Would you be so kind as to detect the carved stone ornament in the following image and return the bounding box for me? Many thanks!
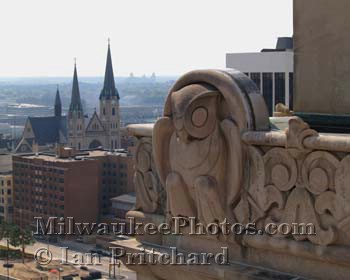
[152,69,270,227]
[134,137,164,214]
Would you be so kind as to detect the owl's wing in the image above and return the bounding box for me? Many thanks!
[153,117,174,186]
[220,119,243,220]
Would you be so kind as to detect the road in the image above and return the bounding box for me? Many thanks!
[0,239,137,279]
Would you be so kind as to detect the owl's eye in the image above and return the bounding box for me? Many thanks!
[191,106,208,128]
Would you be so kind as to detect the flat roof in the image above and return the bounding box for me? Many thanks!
[13,149,129,163]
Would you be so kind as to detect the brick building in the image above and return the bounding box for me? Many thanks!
[0,154,13,223]
[12,148,133,229]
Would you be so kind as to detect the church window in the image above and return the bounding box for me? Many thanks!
[103,108,106,115]
[112,108,115,115]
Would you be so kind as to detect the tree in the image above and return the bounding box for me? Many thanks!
[0,223,35,263]
[0,221,10,240]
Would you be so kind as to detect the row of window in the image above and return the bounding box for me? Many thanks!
[1,189,11,195]
[102,107,118,116]
[14,163,65,174]
[0,197,11,204]
[16,192,64,200]
[0,206,13,213]
[15,179,64,186]
[245,72,294,116]
[14,185,64,193]
[0,180,11,186]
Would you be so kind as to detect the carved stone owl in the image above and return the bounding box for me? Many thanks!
[153,69,269,228]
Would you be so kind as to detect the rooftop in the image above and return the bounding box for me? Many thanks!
[14,148,129,163]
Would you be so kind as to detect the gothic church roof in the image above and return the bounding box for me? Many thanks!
[69,63,84,112]
[99,42,120,100]
[28,116,67,145]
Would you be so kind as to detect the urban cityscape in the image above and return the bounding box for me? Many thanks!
[0,0,349,279]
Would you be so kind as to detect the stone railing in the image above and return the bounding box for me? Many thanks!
[124,69,350,280]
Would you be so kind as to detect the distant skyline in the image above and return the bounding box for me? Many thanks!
[0,0,292,77]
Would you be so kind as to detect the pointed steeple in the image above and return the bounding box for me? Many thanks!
[54,85,62,117]
[99,40,120,100]
[69,60,83,112]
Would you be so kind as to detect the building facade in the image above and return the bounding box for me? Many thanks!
[12,148,133,229]
[226,37,293,116]
[0,172,13,223]
[0,154,14,223]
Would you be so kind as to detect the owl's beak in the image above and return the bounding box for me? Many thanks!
[177,129,190,143]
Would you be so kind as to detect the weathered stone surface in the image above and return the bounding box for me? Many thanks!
[122,69,350,280]
[294,0,350,115]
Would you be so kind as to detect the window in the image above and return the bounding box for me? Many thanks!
[289,72,294,110]
[262,73,273,116]
[103,108,106,115]
[250,73,261,90]
[274,72,285,105]
[112,108,115,115]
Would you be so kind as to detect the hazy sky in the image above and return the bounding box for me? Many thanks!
[0,0,292,77]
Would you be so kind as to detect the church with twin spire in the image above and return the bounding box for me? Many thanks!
[15,42,121,153]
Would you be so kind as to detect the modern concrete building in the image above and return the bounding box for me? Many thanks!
[226,37,293,116]
[12,147,134,229]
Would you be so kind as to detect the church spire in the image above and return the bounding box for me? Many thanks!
[54,85,62,117]
[69,60,83,112]
[99,40,119,100]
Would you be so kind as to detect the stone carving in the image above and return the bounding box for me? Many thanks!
[134,137,165,214]
[124,70,350,279]
[286,116,317,158]
[153,69,269,226]
[237,116,350,246]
